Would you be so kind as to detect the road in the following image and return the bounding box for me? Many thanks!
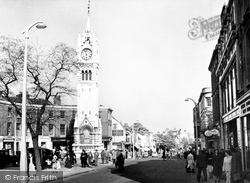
[50,157,199,183]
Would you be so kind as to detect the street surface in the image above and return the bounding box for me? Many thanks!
[50,157,198,183]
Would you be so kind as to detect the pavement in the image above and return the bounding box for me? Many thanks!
[47,158,114,180]
[0,158,118,183]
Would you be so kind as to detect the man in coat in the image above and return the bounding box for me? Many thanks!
[206,149,214,179]
[196,150,208,182]
[80,149,89,168]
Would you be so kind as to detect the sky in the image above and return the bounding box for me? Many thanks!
[0,0,227,134]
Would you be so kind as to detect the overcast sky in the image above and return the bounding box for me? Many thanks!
[0,0,226,134]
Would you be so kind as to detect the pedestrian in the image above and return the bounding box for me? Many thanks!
[166,149,170,160]
[88,151,93,165]
[222,150,232,183]
[45,158,52,169]
[71,150,77,165]
[206,148,214,179]
[196,150,208,182]
[169,151,172,160]
[187,150,195,173]
[104,148,109,163]
[28,153,36,176]
[52,148,59,160]
[162,148,166,161]
[52,154,61,172]
[220,149,225,158]
[112,149,117,165]
[184,150,189,172]
[94,149,99,166]
[115,149,125,170]
[101,150,105,164]
[231,148,243,183]
[65,153,73,171]
[80,149,89,168]
[212,149,223,182]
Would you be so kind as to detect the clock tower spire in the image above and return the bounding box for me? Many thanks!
[73,0,103,156]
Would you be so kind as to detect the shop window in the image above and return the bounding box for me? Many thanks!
[60,111,65,118]
[8,107,12,117]
[7,122,12,136]
[49,111,53,118]
[16,123,21,136]
[41,142,46,148]
[60,124,66,136]
[49,124,54,136]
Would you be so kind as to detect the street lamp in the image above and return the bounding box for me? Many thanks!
[20,21,46,180]
[185,97,199,155]
[132,122,135,160]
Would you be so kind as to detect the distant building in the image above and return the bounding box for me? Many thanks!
[99,105,113,149]
[111,117,126,150]
[0,94,76,154]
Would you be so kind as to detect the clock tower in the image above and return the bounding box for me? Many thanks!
[73,2,103,155]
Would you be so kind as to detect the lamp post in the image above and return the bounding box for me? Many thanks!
[185,97,199,155]
[21,21,46,181]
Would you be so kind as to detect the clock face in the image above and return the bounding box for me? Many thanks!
[81,48,92,61]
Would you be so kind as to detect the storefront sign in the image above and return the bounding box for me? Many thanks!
[205,130,212,137]
[112,130,123,136]
[211,129,220,136]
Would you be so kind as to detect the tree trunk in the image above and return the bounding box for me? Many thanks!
[32,135,42,171]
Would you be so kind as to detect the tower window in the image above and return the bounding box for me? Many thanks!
[85,70,88,80]
[89,70,92,80]
[81,70,84,80]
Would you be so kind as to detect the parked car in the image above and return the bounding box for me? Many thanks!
[152,151,158,158]
[142,151,148,158]
[27,147,53,169]
[0,150,19,168]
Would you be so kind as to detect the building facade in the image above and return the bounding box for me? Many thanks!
[0,95,76,154]
[99,105,113,149]
[208,0,250,171]
[197,88,216,150]
[111,117,126,150]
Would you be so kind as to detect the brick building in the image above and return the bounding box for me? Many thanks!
[208,0,250,171]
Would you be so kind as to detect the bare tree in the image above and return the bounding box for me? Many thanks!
[0,36,78,171]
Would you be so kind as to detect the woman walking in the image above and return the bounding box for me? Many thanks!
[28,153,36,176]
[65,153,73,171]
[223,150,232,183]
[88,151,93,165]
[212,149,223,182]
